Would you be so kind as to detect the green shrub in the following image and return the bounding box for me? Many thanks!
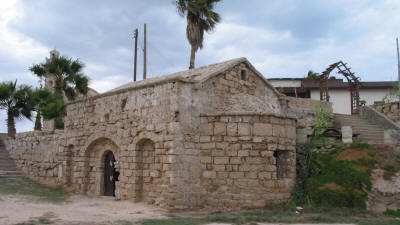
[383,164,396,172]
[349,141,374,149]
[385,209,400,217]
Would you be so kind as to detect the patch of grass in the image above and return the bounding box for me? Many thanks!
[382,164,398,180]
[385,209,400,217]
[383,164,396,172]
[139,209,400,225]
[0,177,68,203]
[349,141,375,149]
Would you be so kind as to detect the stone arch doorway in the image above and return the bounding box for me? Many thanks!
[104,151,117,196]
[134,138,157,202]
[83,138,119,196]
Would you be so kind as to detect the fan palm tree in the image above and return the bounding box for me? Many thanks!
[0,81,33,138]
[29,54,89,100]
[306,70,320,79]
[176,0,221,69]
[32,88,66,131]
[30,53,89,128]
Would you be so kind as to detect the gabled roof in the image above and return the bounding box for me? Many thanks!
[103,57,283,97]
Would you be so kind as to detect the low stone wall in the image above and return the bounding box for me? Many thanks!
[367,169,400,213]
[2,130,64,185]
[285,97,332,128]
[373,102,400,125]
[195,113,297,209]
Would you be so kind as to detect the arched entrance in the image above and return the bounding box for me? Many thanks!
[104,151,117,196]
[318,61,361,114]
[83,137,119,196]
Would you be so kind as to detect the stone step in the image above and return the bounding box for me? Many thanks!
[0,174,24,178]
[0,168,20,172]
[0,163,19,168]
[0,171,22,176]
[333,113,386,144]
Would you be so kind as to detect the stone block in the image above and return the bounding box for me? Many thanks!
[253,123,272,136]
[238,150,249,157]
[238,123,251,136]
[203,171,216,179]
[200,156,212,164]
[214,122,227,136]
[272,125,285,137]
[342,126,353,144]
[214,157,229,164]
[200,123,213,135]
[227,123,238,136]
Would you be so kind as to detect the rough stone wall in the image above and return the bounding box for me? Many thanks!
[61,81,181,209]
[3,130,64,185]
[171,64,296,210]
[286,96,332,129]
[374,102,400,124]
[198,63,283,115]
[367,169,400,213]
[194,114,296,210]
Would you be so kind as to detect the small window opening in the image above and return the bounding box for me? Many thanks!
[241,70,248,81]
[174,111,180,122]
[121,98,127,111]
[104,113,110,122]
[274,150,289,179]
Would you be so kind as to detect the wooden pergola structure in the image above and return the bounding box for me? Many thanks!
[318,61,361,114]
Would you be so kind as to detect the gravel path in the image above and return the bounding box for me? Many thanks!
[0,194,167,225]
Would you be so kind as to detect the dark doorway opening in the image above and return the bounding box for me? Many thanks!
[104,151,117,196]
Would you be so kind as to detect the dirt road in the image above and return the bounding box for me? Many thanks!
[0,194,167,225]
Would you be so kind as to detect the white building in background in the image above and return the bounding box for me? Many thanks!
[268,78,397,115]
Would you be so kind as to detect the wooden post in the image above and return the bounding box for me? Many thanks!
[134,29,138,82]
[396,38,400,101]
[143,24,147,80]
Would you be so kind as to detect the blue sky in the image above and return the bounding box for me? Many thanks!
[1,0,400,132]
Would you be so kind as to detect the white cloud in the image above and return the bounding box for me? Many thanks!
[0,0,49,65]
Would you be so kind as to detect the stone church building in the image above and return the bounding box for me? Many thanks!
[5,57,297,210]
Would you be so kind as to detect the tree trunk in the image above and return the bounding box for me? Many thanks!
[34,111,42,131]
[189,45,196,69]
[7,110,16,138]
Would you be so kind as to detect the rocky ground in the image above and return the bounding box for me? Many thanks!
[0,194,167,225]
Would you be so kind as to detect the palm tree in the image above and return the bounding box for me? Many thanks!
[176,0,221,69]
[0,81,33,138]
[29,54,89,100]
[306,70,320,79]
[30,53,89,129]
[32,88,66,131]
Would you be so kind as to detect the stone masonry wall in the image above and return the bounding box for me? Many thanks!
[374,102,400,124]
[3,130,64,185]
[286,96,332,129]
[63,81,181,209]
[195,114,296,210]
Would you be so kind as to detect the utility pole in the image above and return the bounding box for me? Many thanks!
[134,29,138,82]
[143,23,147,80]
[397,38,400,101]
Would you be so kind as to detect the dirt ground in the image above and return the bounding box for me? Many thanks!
[0,194,168,225]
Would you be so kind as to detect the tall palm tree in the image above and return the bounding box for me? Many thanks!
[32,88,66,131]
[306,70,320,79]
[29,54,89,100]
[30,53,89,128]
[176,0,221,69]
[0,81,33,138]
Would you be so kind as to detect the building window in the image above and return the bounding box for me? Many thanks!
[273,150,290,179]
[241,70,248,81]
